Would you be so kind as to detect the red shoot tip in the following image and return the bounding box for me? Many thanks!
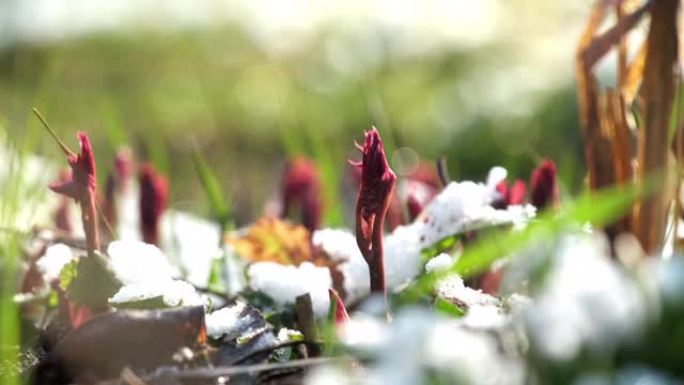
[282,157,323,233]
[139,162,168,246]
[352,127,396,298]
[530,160,559,210]
[49,132,97,201]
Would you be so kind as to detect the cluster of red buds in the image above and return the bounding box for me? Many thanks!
[477,159,559,294]
[351,127,397,299]
[492,159,559,211]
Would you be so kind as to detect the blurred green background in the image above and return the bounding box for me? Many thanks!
[0,0,593,227]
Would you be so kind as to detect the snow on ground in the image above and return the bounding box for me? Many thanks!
[247,261,332,317]
[36,243,75,282]
[318,307,524,385]
[107,240,206,308]
[525,234,648,362]
[416,180,536,248]
[205,302,248,338]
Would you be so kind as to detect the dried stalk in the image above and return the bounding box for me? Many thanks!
[634,0,679,254]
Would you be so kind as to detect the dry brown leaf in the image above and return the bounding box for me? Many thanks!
[621,41,647,105]
[228,218,313,266]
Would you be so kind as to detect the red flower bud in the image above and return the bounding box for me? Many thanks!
[282,157,323,233]
[530,160,559,210]
[328,288,350,326]
[139,162,168,246]
[351,127,396,298]
[49,132,96,201]
[48,132,100,254]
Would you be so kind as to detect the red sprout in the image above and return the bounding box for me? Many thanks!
[328,289,350,325]
[350,127,396,298]
[281,157,323,233]
[530,160,559,210]
[49,132,100,255]
[139,162,168,246]
[508,180,527,205]
[493,179,527,209]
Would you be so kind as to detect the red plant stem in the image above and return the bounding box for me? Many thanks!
[81,189,100,255]
[369,208,387,296]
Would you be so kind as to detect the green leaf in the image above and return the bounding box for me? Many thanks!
[59,259,78,291]
[207,254,226,293]
[434,297,464,318]
[64,252,122,309]
[192,148,232,232]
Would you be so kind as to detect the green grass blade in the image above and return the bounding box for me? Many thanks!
[191,148,231,232]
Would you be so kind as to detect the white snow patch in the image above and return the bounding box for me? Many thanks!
[109,279,204,307]
[161,211,221,287]
[526,234,647,361]
[277,328,304,343]
[425,253,454,273]
[384,223,424,291]
[417,181,536,248]
[107,240,205,308]
[36,243,74,282]
[338,314,388,350]
[205,303,251,338]
[313,228,370,303]
[463,304,508,330]
[248,262,332,317]
[434,274,499,309]
[107,240,178,284]
[486,166,508,189]
[357,308,523,385]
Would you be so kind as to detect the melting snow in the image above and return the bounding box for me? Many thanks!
[107,240,205,308]
[205,303,249,339]
[36,243,75,282]
[525,234,647,361]
[247,261,332,317]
